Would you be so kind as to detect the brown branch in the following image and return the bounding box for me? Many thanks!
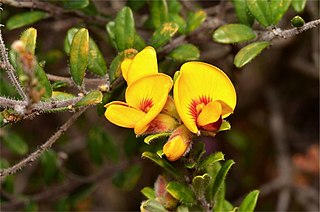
[2,0,107,26]
[47,74,109,89]
[0,29,28,102]
[259,19,320,41]
[0,106,88,178]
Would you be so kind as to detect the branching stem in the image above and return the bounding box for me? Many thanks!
[0,106,88,178]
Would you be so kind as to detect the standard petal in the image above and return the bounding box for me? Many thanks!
[197,101,222,127]
[121,58,133,82]
[174,62,236,133]
[125,74,173,134]
[105,102,145,128]
[127,46,158,85]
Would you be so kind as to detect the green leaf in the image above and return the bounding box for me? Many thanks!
[149,22,179,49]
[186,10,206,33]
[166,182,196,205]
[134,32,146,51]
[35,63,52,98]
[112,165,142,191]
[144,132,171,144]
[88,39,107,76]
[127,0,146,11]
[270,0,291,25]
[168,0,182,14]
[291,0,307,13]
[177,205,189,212]
[40,150,58,183]
[224,200,235,211]
[6,11,48,30]
[210,160,234,201]
[197,152,224,170]
[75,90,102,107]
[246,0,273,27]
[168,44,200,62]
[63,0,89,9]
[141,187,156,199]
[114,7,135,51]
[150,0,169,28]
[169,14,187,34]
[213,24,256,44]
[20,27,37,55]
[106,21,117,49]
[141,199,167,212]
[234,41,270,68]
[64,28,80,55]
[109,52,124,82]
[232,0,254,26]
[218,120,231,132]
[52,91,75,100]
[142,151,179,178]
[3,132,28,155]
[192,173,211,198]
[239,190,260,212]
[69,28,89,85]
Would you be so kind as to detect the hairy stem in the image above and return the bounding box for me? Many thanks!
[0,29,28,102]
[0,106,88,178]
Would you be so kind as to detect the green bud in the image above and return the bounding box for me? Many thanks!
[291,16,305,27]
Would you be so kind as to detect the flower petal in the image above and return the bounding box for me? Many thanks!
[174,62,236,133]
[121,58,133,82]
[127,46,158,85]
[105,101,145,128]
[145,113,178,134]
[197,101,222,127]
[125,74,173,135]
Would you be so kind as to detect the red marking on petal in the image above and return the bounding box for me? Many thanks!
[201,117,222,131]
[140,98,153,112]
[188,95,212,121]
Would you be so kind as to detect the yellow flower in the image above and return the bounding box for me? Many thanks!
[121,46,158,85]
[174,62,236,134]
[105,74,173,135]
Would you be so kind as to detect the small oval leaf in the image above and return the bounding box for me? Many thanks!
[3,132,28,155]
[75,90,102,107]
[6,11,48,30]
[166,182,196,205]
[114,7,135,51]
[234,41,270,68]
[186,10,207,33]
[144,132,171,144]
[246,0,273,27]
[192,173,211,198]
[20,27,37,55]
[232,0,254,26]
[63,0,89,9]
[239,190,260,212]
[141,187,156,199]
[291,0,307,13]
[270,0,291,25]
[197,152,225,170]
[213,24,256,44]
[35,64,52,98]
[141,199,167,212]
[149,22,179,49]
[168,44,200,62]
[88,39,107,76]
[150,0,169,28]
[69,28,89,85]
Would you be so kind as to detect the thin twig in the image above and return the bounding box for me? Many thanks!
[47,74,109,88]
[0,96,27,108]
[0,29,28,102]
[2,0,107,26]
[259,19,320,41]
[0,106,88,178]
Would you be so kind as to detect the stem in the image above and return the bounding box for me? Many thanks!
[0,29,28,102]
[0,96,27,108]
[47,74,109,88]
[0,107,88,178]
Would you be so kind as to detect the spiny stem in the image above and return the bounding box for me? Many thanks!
[0,106,88,178]
[0,29,28,102]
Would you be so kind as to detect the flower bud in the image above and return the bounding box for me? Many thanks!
[145,113,178,134]
[154,175,178,209]
[163,125,192,161]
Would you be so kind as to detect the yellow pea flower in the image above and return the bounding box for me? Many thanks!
[121,46,158,85]
[174,62,237,134]
[105,74,174,135]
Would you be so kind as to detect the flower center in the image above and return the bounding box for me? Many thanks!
[140,98,153,113]
[188,96,212,122]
